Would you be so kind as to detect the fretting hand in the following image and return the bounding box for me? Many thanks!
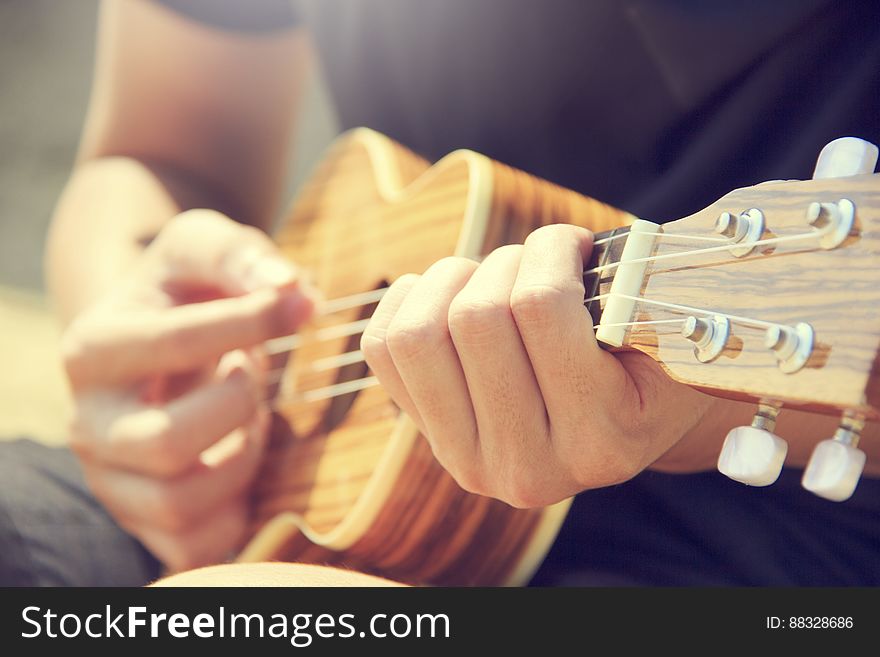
[362,224,714,508]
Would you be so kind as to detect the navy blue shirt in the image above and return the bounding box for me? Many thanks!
[155,0,879,224]
[151,0,880,585]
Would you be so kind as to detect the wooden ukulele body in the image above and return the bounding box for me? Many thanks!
[241,128,633,585]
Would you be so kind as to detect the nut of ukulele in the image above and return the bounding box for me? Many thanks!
[802,415,867,502]
[717,401,788,487]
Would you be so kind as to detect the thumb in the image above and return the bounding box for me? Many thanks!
[150,209,307,297]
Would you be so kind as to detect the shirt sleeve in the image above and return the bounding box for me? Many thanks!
[149,0,299,33]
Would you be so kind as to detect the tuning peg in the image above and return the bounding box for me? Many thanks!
[804,198,855,250]
[718,401,787,486]
[681,315,729,362]
[714,208,764,257]
[812,137,878,179]
[764,322,814,374]
[802,415,866,502]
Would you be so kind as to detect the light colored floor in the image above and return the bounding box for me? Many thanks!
[0,1,338,444]
[0,285,71,443]
[0,1,97,443]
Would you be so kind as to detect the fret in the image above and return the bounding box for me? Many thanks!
[584,226,629,326]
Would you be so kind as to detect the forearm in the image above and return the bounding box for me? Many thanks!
[46,1,311,325]
[46,156,231,324]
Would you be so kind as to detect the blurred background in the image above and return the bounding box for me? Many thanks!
[0,0,337,442]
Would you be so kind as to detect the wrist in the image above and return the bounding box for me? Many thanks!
[651,395,753,473]
[46,158,185,324]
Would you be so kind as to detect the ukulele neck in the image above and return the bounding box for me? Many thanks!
[584,226,631,326]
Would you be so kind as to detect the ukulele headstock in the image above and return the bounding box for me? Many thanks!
[599,137,879,500]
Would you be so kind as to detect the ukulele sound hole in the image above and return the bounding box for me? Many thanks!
[322,281,386,432]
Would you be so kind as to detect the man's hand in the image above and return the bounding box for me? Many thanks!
[362,224,713,508]
[62,210,314,571]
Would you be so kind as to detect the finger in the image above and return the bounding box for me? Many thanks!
[150,209,304,295]
[74,351,264,477]
[511,225,635,449]
[447,245,552,501]
[64,285,312,386]
[360,274,425,430]
[383,257,482,483]
[136,501,250,573]
[83,409,268,535]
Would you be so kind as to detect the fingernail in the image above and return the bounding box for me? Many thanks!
[279,288,315,329]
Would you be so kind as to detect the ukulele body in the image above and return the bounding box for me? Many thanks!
[242,128,633,585]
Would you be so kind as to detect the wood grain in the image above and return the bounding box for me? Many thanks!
[243,129,879,584]
[244,129,631,585]
[615,175,880,417]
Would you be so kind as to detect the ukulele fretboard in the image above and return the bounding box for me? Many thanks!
[584,226,631,326]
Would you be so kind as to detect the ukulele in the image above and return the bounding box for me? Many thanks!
[237,129,879,585]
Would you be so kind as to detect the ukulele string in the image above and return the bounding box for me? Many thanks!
[265,318,371,355]
[270,375,381,406]
[266,288,795,401]
[265,349,366,384]
[262,222,835,402]
[582,292,790,331]
[595,231,728,244]
[317,287,389,314]
[267,277,814,405]
[266,315,692,405]
[265,317,690,387]
[584,222,834,277]
[292,229,765,325]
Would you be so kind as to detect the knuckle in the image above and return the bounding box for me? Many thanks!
[488,244,524,259]
[169,208,232,234]
[448,461,488,498]
[574,444,642,490]
[509,284,574,327]
[360,328,390,368]
[447,297,511,342]
[237,222,265,242]
[393,273,422,288]
[232,223,274,256]
[529,224,563,239]
[525,223,583,244]
[423,256,476,277]
[385,316,447,362]
[360,274,424,362]
[502,475,549,509]
[427,434,475,482]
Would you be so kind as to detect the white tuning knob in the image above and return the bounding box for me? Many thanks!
[802,416,866,502]
[717,401,787,486]
[718,425,788,486]
[812,137,878,179]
